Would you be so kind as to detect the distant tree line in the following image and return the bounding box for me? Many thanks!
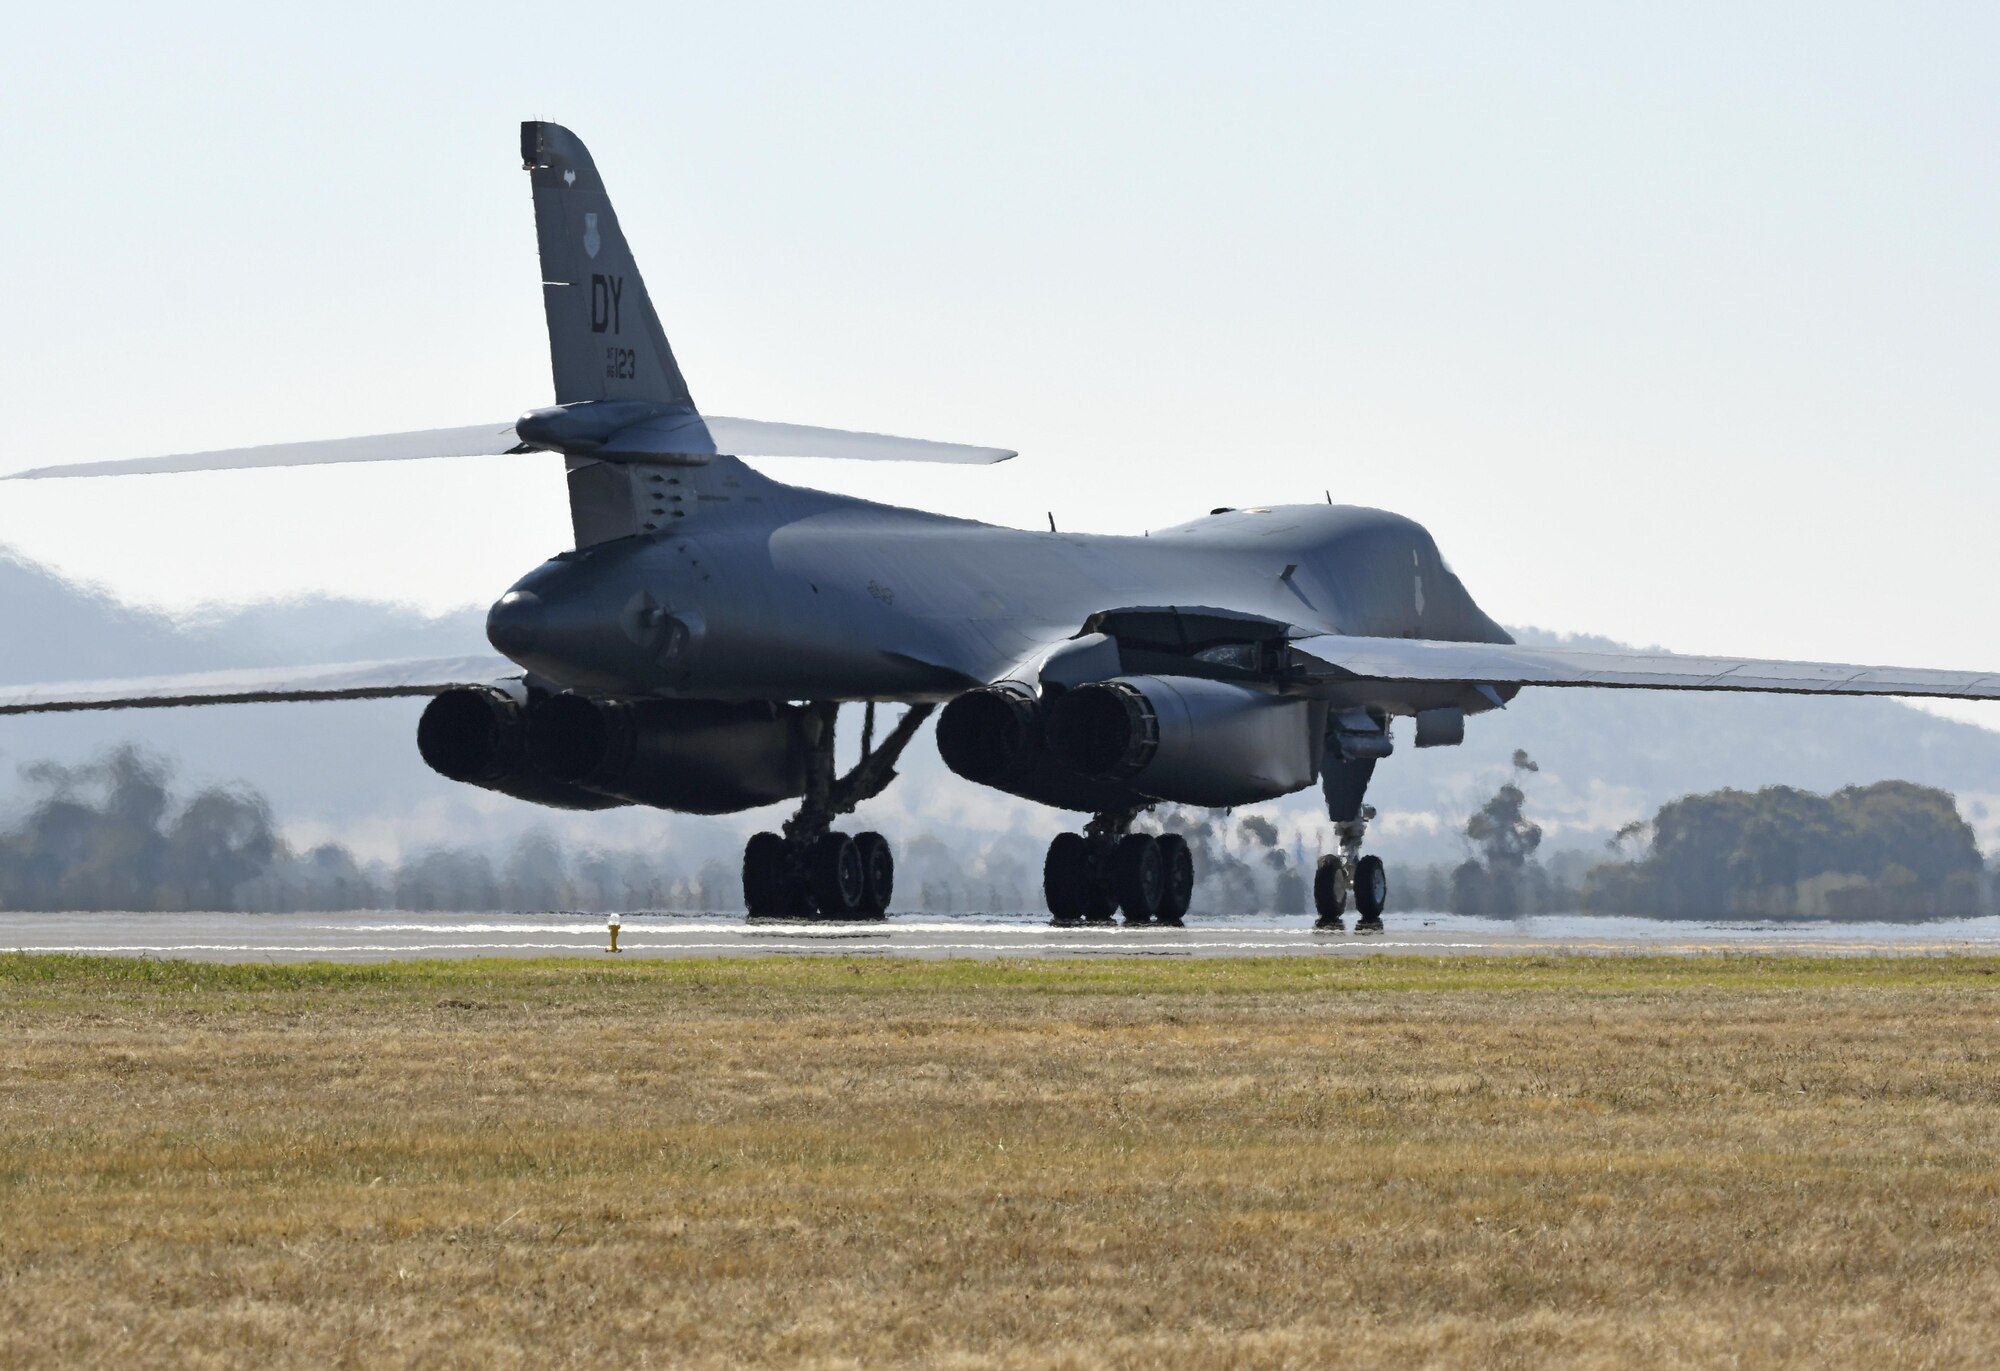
[0,747,739,914]
[1393,754,1994,920]
[1,744,1993,919]
[1581,781,1987,918]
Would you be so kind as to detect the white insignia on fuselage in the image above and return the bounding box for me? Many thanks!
[563,168,576,187]
[583,213,601,259]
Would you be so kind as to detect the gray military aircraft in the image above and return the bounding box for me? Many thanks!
[7,122,1998,926]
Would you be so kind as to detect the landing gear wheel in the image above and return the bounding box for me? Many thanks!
[809,831,865,918]
[1044,832,1090,924]
[854,831,894,917]
[1155,834,1194,925]
[1111,833,1164,924]
[1313,855,1349,927]
[1080,840,1119,923]
[1353,853,1387,925]
[743,831,793,918]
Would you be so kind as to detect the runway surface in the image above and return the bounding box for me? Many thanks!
[6,908,2000,961]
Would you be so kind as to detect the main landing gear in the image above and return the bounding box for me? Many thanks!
[1314,805,1387,931]
[742,701,934,919]
[1042,810,1195,926]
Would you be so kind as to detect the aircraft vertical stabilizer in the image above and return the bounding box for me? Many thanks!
[521,122,692,408]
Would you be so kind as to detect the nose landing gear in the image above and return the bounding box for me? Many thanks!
[1314,805,1387,930]
[741,702,931,920]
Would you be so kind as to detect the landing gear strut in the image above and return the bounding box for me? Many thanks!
[1043,810,1193,926]
[1317,739,1390,930]
[741,701,933,919]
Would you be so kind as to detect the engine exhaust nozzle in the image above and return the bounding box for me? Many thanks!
[936,683,1043,786]
[1045,680,1159,781]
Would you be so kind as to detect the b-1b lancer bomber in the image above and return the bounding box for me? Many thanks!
[8,123,1998,926]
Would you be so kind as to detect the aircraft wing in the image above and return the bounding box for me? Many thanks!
[1290,635,2000,702]
[1,425,536,480]
[0,655,518,715]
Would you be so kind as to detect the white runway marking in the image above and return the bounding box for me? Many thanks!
[5,910,1999,961]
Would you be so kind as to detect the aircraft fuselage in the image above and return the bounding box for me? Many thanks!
[486,456,1513,711]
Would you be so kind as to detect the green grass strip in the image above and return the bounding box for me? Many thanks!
[4,950,2000,996]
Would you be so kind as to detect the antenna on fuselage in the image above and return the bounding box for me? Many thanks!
[1047,512,1057,532]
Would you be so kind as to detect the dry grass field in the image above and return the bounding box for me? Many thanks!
[3,953,1999,1369]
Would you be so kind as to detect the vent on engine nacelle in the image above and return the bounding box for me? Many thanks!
[1079,605,1292,654]
[1074,606,1293,682]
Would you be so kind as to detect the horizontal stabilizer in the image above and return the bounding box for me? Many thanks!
[0,655,519,714]
[1291,634,2000,702]
[5,416,1011,480]
[4,424,531,481]
[599,414,1014,464]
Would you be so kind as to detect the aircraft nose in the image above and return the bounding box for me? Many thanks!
[486,590,544,658]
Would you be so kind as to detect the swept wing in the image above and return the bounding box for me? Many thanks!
[2,424,532,480]
[1291,635,2000,702]
[0,656,518,715]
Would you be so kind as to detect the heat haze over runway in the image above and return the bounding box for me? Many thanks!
[7,910,1999,962]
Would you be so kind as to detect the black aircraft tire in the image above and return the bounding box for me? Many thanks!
[1111,833,1164,924]
[743,831,790,917]
[809,831,865,918]
[1354,854,1388,922]
[854,831,893,917]
[1155,833,1194,925]
[1081,840,1120,924]
[1044,832,1089,923]
[1313,855,1349,922]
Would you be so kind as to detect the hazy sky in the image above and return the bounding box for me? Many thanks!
[2,4,1996,718]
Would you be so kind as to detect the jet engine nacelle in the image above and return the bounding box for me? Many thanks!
[935,681,1161,813]
[935,681,1042,788]
[417,684,630,811]
[524,694,809,814]
[1045,675,1325,808]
